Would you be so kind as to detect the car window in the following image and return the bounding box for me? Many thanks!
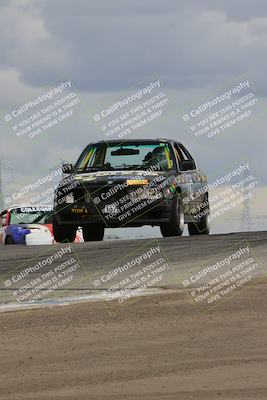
[174,143,196,171]
[174,144,189,161]
[76,142,175,171]
[9,208,52,224]
[174,143,188,167]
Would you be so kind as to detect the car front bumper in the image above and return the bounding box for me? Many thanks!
[54,197,173,227]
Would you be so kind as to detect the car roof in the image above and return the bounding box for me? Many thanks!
[88,138,183,145]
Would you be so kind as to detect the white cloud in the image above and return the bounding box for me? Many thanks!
[0,67,41,108]
[0,0,49,42]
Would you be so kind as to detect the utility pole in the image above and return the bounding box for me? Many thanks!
[0,158,15,211]
[0,160,3,211]
[240,169,253,232]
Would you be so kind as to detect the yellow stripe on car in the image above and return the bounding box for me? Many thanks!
[127,179,148,185]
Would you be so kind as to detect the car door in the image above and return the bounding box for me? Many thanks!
[178,143,207,212]
[173,143,199,213]
[171,143,193,208]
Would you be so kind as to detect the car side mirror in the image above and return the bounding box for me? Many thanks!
[180,159,195,171]
[62,164,74,174]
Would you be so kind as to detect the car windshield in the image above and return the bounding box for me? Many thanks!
[9,207,53,225]
[75,142,174,172]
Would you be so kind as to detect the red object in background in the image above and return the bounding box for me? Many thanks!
[45,223,83,243]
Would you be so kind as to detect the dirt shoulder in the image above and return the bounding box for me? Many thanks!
[0,283,267,400]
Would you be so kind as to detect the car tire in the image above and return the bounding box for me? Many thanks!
[160,195,184,237]
[5,236,15,245]
[53,215,77,243]
[83,224,105,241]
[188,198,210,235]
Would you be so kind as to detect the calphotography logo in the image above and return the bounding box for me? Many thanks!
[2,79,83,139]
[91,77,170,140]
[181,241,264,311]
[0,245,87,304]
[180,77,262,145]
[89,240,172,312]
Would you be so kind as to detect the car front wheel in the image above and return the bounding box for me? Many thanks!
[53,215,77,243]
[5,236,15,245]
[83,224,105,241]
[188,199,210,235]
[160,196,184,237]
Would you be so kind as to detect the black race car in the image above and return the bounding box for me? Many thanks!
[53,139,210,242]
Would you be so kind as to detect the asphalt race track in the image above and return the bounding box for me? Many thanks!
[0,231,266,308]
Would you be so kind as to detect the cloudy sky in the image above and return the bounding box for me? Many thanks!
[0,0,266,234]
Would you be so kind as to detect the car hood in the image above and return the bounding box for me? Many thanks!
[16,224,51,233]
[71,170,167,184]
